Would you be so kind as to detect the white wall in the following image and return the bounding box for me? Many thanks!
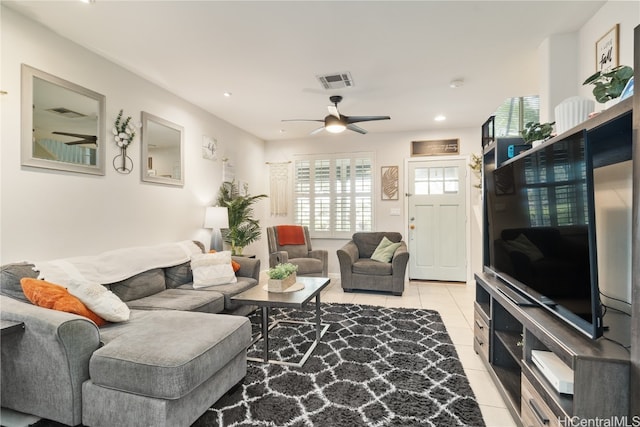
[580,2,638,309]
[263,127,483,278]
[0,7,266,263]
[578,1,639,103]
[538,32,579,123]
[539,1,638,122]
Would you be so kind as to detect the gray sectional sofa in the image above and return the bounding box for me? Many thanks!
[0,241,260,427]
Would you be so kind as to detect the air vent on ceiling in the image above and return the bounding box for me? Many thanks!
[316,71,354,90]
[46,107,86,118]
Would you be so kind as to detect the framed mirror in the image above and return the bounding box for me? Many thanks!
[141,111,184,186]
[21,64,106,175]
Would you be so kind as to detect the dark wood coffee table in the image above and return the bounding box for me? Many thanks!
[231,276,331,367]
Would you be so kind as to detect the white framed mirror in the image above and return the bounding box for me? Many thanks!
[141,111,184,186]
[21,64,106,175]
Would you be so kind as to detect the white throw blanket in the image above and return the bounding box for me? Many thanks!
[33,240,201,286]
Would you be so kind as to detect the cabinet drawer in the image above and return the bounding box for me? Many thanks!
[521,375,560,427]
[473,309,489,362]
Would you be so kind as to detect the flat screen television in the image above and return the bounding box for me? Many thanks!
[485,130,603,339]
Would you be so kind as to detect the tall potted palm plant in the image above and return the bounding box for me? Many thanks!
[216,181,267,255]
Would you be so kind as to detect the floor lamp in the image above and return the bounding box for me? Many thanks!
[204,207,229,252]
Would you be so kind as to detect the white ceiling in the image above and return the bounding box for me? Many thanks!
[5,0,606,141]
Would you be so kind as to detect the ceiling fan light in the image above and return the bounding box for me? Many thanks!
[326,124,346,133]
[325,115,346,133]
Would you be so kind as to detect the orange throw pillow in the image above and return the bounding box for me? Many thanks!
[210,250,241,272]
[20,278,106,326]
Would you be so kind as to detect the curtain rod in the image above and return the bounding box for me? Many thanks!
[265,161,291,164]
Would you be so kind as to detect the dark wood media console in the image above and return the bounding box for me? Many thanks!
[475,272,630,425]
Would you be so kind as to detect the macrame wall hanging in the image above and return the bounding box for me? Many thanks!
[268,162,289,216]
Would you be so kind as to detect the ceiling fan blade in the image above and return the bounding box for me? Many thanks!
[65,139,96,146]
[53,131,97,142]
[346,115,391,124]
[346,124,367,134]
[310,126,326,135]
[328,105,340,119]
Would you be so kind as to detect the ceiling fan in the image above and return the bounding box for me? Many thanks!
[283,95,390,135]
[52,131,97,146]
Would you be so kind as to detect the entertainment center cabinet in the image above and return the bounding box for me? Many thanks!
[475,273,629,425]
[475,25,639,425]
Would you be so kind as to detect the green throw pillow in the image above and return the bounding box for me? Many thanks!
[371,236,401,263]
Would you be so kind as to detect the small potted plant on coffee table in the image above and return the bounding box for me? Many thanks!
[267,263,298,292]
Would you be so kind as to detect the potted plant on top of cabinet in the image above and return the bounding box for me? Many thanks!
[583,65,633,104]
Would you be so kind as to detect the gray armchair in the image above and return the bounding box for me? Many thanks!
[337,232,409,295]
[267,225,328,277]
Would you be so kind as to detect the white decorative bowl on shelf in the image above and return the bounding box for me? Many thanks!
[554,97,594,135]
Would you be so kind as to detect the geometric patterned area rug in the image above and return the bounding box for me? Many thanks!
[192,303,486,427]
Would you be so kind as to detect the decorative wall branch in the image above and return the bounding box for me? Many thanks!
[112,109,135,174]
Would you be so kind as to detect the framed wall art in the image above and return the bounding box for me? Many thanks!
[596,24,619,73]
[381,166,399,200]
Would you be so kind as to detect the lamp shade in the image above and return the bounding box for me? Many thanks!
[204,206,229,229]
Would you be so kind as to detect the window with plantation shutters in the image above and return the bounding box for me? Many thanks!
[294,153,373,238]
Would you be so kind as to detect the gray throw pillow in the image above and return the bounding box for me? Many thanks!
[504,234,544,262]
[0,262,38,303]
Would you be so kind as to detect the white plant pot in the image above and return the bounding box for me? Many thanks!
[554,96,594,135]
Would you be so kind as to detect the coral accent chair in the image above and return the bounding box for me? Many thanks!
[337,232,409,295]
[267,225,328,277]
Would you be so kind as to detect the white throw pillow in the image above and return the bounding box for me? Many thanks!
[191,251,237,288]
[67,279,131,322]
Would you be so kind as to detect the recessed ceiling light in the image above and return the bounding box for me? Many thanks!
[80,0,95,4]
[435,115,446,122]
[223,92,232,97]
[449,79,464,88]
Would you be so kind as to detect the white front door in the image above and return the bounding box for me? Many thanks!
[408,158,467,281]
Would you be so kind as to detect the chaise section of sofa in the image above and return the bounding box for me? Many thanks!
[83,310,250,427]
[0,241,259,426]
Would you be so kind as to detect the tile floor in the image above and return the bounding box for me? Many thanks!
[320,278,518,427]
[1,278,518,427]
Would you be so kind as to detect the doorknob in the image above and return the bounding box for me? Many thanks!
[410,224,415,230]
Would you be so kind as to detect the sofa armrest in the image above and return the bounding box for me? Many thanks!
[391,242,409,274]
[308,249,328,276]
[232,256,260,281]
[269,251,289,268]
[337,241,358,264]
[337,241,359,288]
[0,295,101,426]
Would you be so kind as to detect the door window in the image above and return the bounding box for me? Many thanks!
[414,167,459,195]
